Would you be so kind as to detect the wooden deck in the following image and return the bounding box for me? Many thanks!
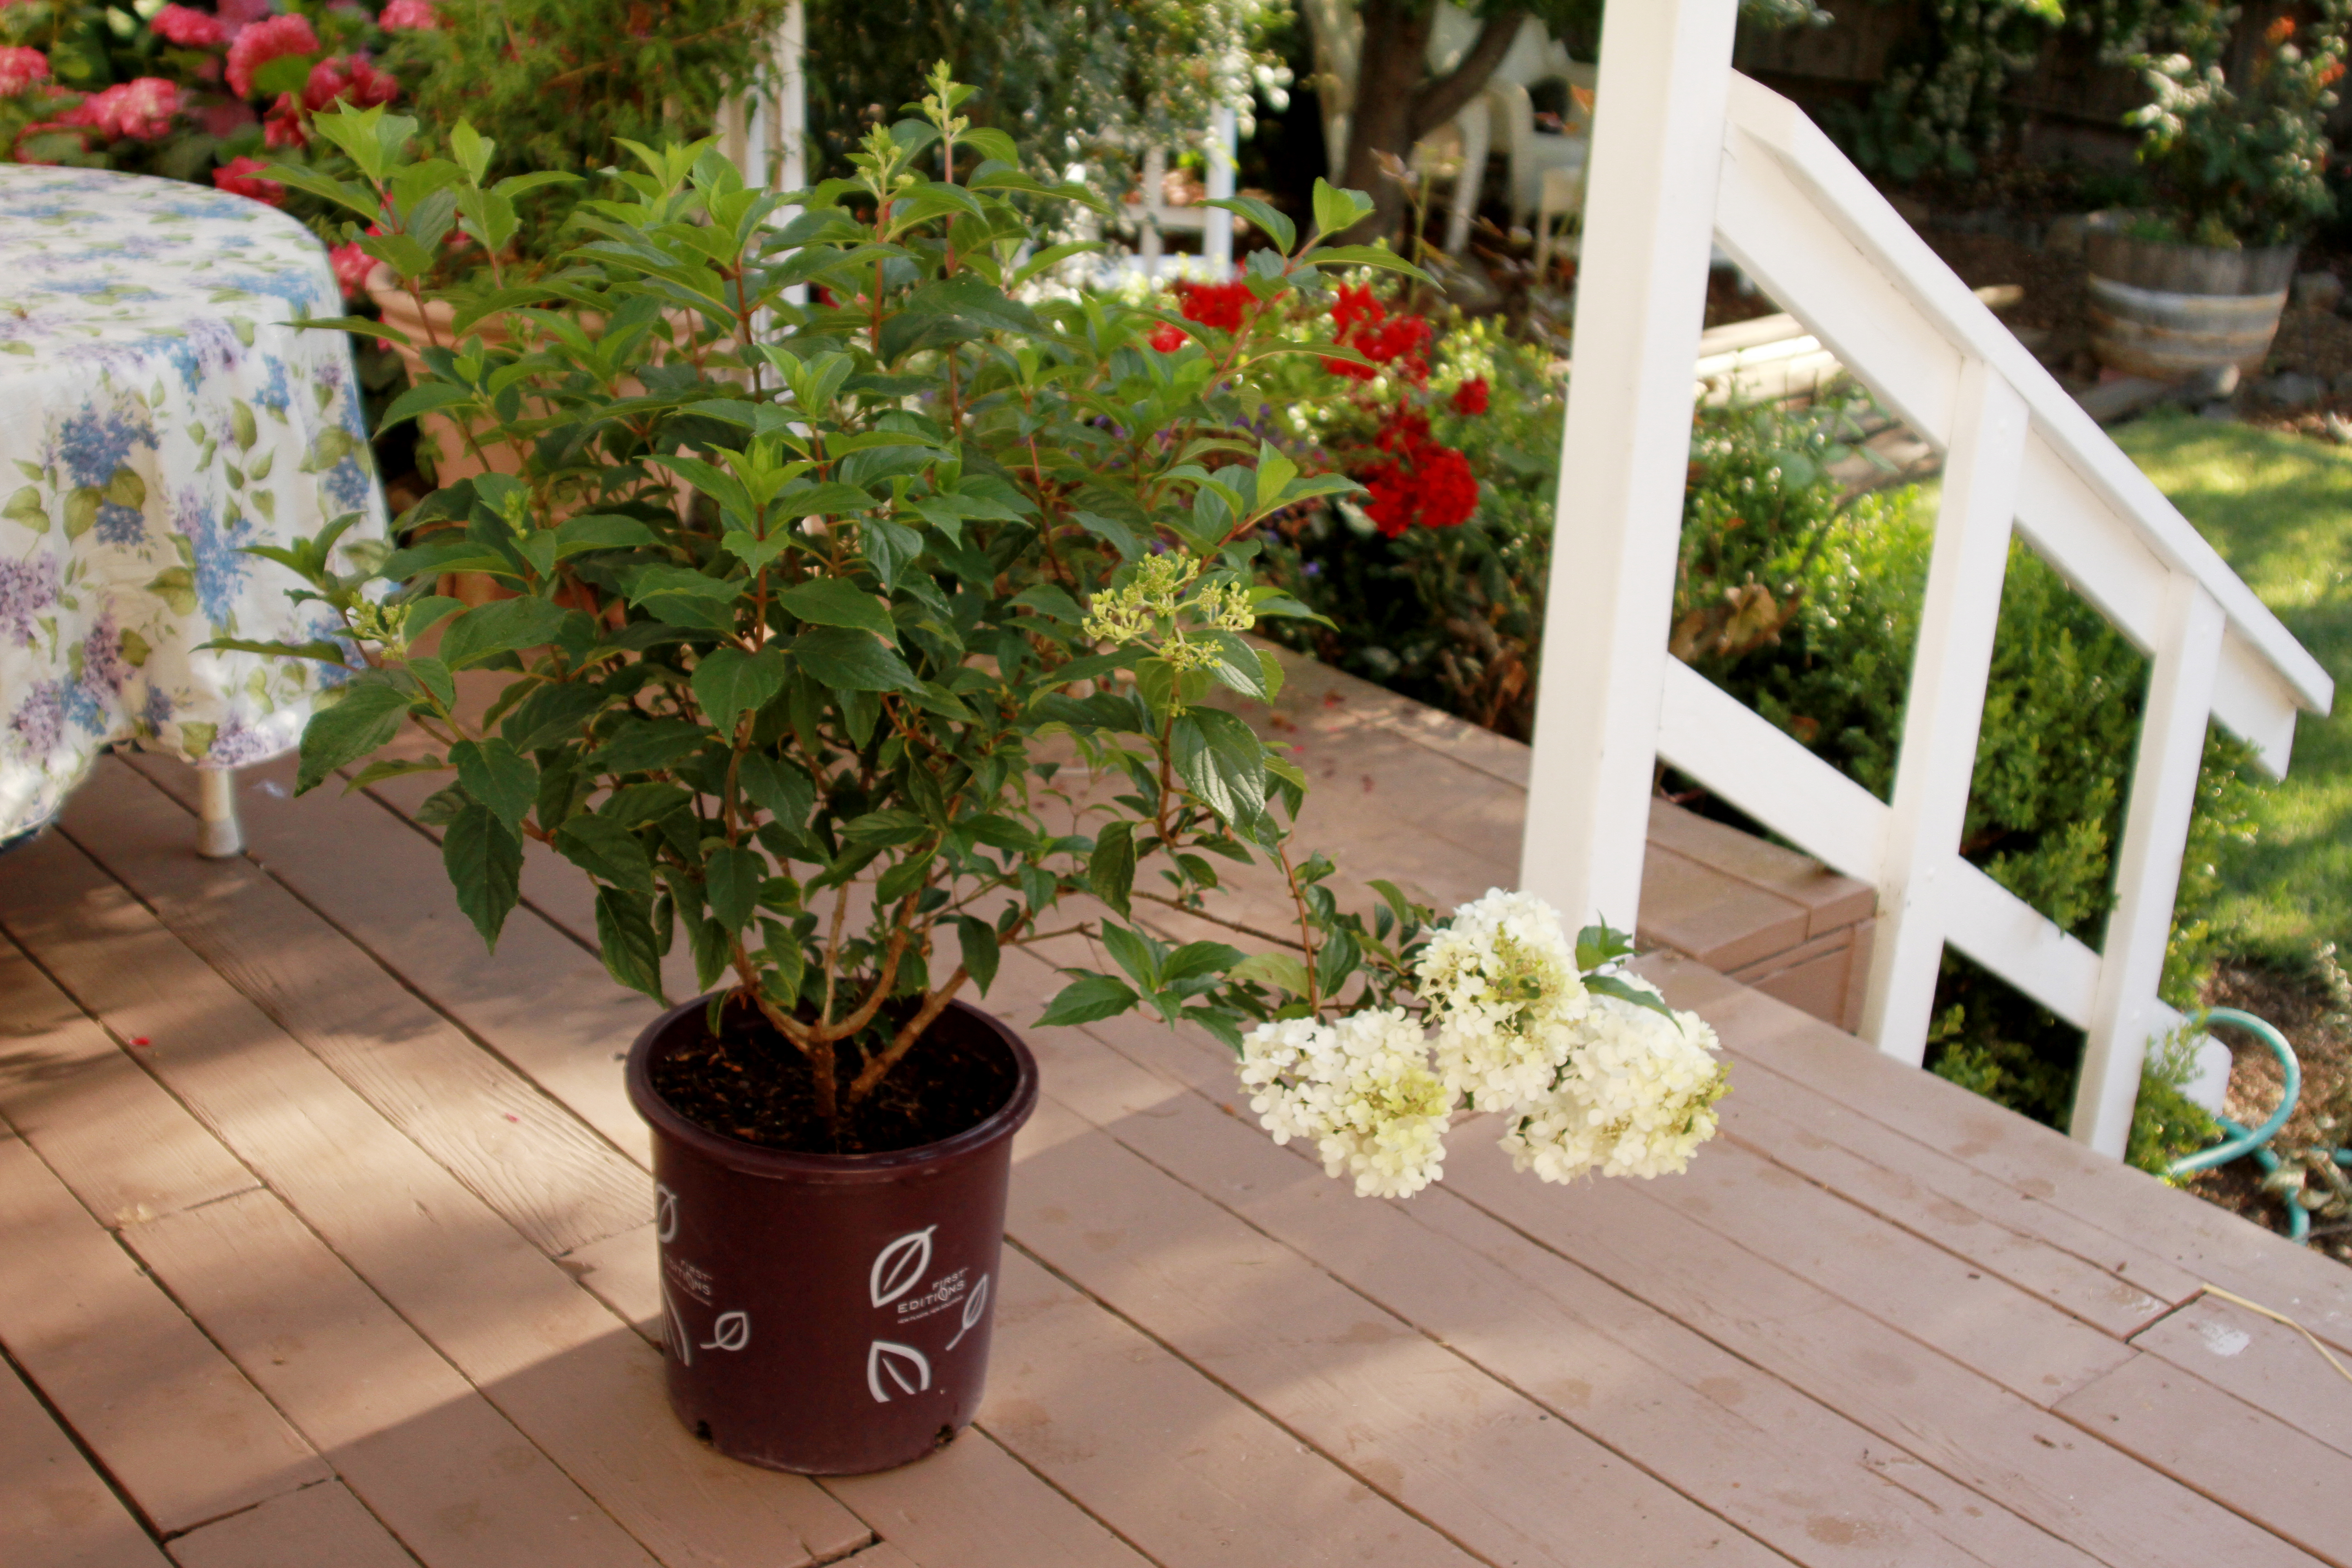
[4,684,2352,1568]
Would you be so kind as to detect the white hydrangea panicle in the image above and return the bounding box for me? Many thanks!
[1501,978,1729,1183]
[1311,1008,1451,1198]
[1416,888,1588,1111]
[1236,1009,1450,1198]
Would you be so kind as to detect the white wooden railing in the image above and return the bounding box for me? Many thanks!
[1521,0,2333,1156]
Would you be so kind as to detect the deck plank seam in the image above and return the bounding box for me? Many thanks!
[1040,1014,2099,1568]
[84,764,656,1187]
[995,1231,1543,1568]
[2045,1369,2346,1568]
[172,1477,434,1567]
[1711,1126,2175,1343]
[0,867,691,1557]
[1007,1096,1819,1567]
[0,1253,178,1553]
[1713,1052,2206,1317]
[830,1425,1178,1568]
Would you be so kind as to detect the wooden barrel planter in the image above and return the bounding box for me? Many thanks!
[2083,213,2297,381]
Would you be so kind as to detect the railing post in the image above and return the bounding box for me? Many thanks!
[2073,574,2225,1155]
[1861,360,2027,1062]
[1519,0,1741,929]
[1205,105,1237,274]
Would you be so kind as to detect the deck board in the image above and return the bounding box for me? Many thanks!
[0,1134,325,1536]
[0,1339,170,1568]
[3,718,2347,1568]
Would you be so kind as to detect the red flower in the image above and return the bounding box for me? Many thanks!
[303,54,397,113]
[2268,16,2296,44]
[1357,408,1476,536]
[328,240,373,298]
[1172,277,1254,333]
[0,46,48,97]
[1450,377,1490,416]
[63,78,181,141]
[1322,284,1432,385]
[225,13,318,98]
[263,91,305,147]
[378,0,439,28]
[1331,282,1385,337]
[212,154,284,205]
[2323,60,2347,88]
[152,5,228,47]
[1148,322,1187,353]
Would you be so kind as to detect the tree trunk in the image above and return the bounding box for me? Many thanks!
[1339,0,1527,245]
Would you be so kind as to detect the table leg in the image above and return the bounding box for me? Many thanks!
[196,767,243,859]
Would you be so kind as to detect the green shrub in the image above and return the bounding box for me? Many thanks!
[2125,1025,2223,1178]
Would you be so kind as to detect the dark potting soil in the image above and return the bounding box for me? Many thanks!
[649,1000,1018,1156]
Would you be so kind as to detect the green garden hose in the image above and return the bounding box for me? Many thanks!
[2165,1007,2352,1245]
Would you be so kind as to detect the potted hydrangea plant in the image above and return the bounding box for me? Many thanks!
[2089,2,2352,379]
[249,75,1731,1476]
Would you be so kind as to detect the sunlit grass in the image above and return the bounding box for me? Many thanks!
[2114,410,2352,956]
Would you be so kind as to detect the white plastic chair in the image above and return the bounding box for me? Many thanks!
[1491,76,1590,230]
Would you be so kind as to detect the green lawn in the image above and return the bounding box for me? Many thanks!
[2114,411,2352,956]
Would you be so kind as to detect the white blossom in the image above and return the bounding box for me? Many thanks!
[1501,979,1730,1183]
[1237,1009,1450,1198]
[1415,887,1588,1111]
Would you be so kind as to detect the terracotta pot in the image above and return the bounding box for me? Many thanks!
[2084,212,2298,381]
[624,996,1039,1475]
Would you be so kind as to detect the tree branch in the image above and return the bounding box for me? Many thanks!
[1411,8,1527,142]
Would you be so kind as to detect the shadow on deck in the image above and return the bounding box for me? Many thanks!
[2,658,2348,1568]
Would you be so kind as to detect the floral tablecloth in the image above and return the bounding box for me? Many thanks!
[0,163,385,841]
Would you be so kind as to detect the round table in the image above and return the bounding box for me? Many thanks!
[0,163,387,852]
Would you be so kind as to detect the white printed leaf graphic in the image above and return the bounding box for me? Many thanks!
[869,1226,936,1308]
[655,1184,680,1243]
[867,1340,932,1403]
[699,1310,750,1352]
[944,1273,990,1352]
[662,1284,693,1368]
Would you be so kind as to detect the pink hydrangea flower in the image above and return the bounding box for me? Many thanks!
[152,5,229,47]
[378,0,437,29]
[64,78,181,141]
[263,90,305,148]
[328,240,373,298]
[213,154,284,206]
[225,12,318,98]
[302,54,396,113]
[0,47,48,98]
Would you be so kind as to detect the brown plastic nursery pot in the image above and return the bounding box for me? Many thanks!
[624,995,1039,1475]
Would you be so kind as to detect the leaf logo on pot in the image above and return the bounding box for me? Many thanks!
[655,1183,680,1243]
[870,1226,936,1308]
[944,1273,990,1352]
[699,1310,750,1352]
[867,1339,933,1402]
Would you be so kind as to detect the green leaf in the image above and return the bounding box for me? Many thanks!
[1160,941,1243,985]
[687,916,731,991]
[1203,193,1295,253]
[556,813,656,893]
[705,845,764,933]
[691,645,790,728]
[778,578,897,642]
[1587,973,1684,1030]
[595,887,667,1002]
[588,718,708,776]
[554,513,659,556]
[1305,244,1436,284]
[1088,818,1135,917]
[1575,922,1637,973]
[451,737,537,835]
[1310,177,1375,240]
[443,803,523,951]
[953,914,1001,995]
[736,751,815,826]
[438,596,570,669]
[1169,707,1268,825]
[500,681,605,752]
[378,380,478,431]
[1099,922,1161,990]
[297,678,411,794]
[791,625,919,691]
[1037,972,1140,1027]
[1231,950,1312,998]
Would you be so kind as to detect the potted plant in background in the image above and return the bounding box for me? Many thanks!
[247,76,1732,1476]
[2087,1,2352,381]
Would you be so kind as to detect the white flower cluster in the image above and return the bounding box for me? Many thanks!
[1499,978,1729,1183]
[1237,1008,1452,1198]
[1235,890,1730,1199]
[1416,888,1587,1111]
